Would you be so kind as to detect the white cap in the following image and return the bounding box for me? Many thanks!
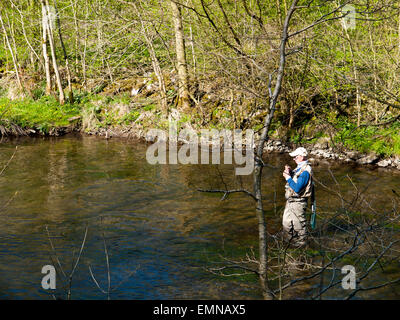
[289,147,308,157]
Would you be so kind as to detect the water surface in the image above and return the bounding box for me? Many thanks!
[0,134,398,299]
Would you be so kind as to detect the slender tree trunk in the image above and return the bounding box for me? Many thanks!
[71,0,79,74]
[368,18,378,124]
[43,0,65,105]
[170,1,190,111]
[54,0,73,103]
[2,36,6,71]
[41,2,52,95]
[288,105,295,128]
[8,12,21,73]
[137,7,168,112]
[254,0,299,299]
[189,25,196,78]
[0,12,23,91]
[82,1,89,88]
[344,27,360,126]
[276,0,282,26]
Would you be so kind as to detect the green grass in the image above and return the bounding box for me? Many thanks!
[0,96,80,133]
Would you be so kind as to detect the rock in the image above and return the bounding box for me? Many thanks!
[377,159,392,168]
[313,149,332,158]
[393,157,400,169]
[346,151,361,160]
[356,153,380,165]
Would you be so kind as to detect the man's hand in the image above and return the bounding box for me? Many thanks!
[283,165,290,180]
[283,165,292,180]
[283,172,291,180]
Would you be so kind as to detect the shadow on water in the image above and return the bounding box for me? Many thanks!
[0,134,399,299]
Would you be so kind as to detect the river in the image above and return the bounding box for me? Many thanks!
[0,134,399,299]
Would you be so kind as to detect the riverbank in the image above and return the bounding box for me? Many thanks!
[0,80,399,171]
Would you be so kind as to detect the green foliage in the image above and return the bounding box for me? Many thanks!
[73,91,95,105]
[0,96,80,132]
[31,87,45,100]
[334,117,400,156]
[119,110,140,125]
[142,104,156,112]
[112,93,131,105]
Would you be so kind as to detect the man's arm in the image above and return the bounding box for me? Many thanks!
[286,171,310,194]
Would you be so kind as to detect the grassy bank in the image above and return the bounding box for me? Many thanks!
[286,114,400,158]
[0,88,399,160]
[0,95,80,134]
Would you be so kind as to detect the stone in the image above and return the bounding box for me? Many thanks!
[346,151,361,160]
[393,157,400,169]
[377,159,392,168]
[356,153,380,165]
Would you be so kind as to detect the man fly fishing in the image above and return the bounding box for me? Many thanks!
[282,147,316,247]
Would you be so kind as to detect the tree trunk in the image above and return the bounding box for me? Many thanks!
[170,1,190,111]
[344,27,360,126]
[189,25,196,78]
[41,1,52,95]
[54,0,73,103]
[82,0,89,88]
[42,0,65,105]
[137,7,168,112]
[253,0,299,299]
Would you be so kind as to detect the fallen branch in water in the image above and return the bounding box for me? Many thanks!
[198,188,257,201]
